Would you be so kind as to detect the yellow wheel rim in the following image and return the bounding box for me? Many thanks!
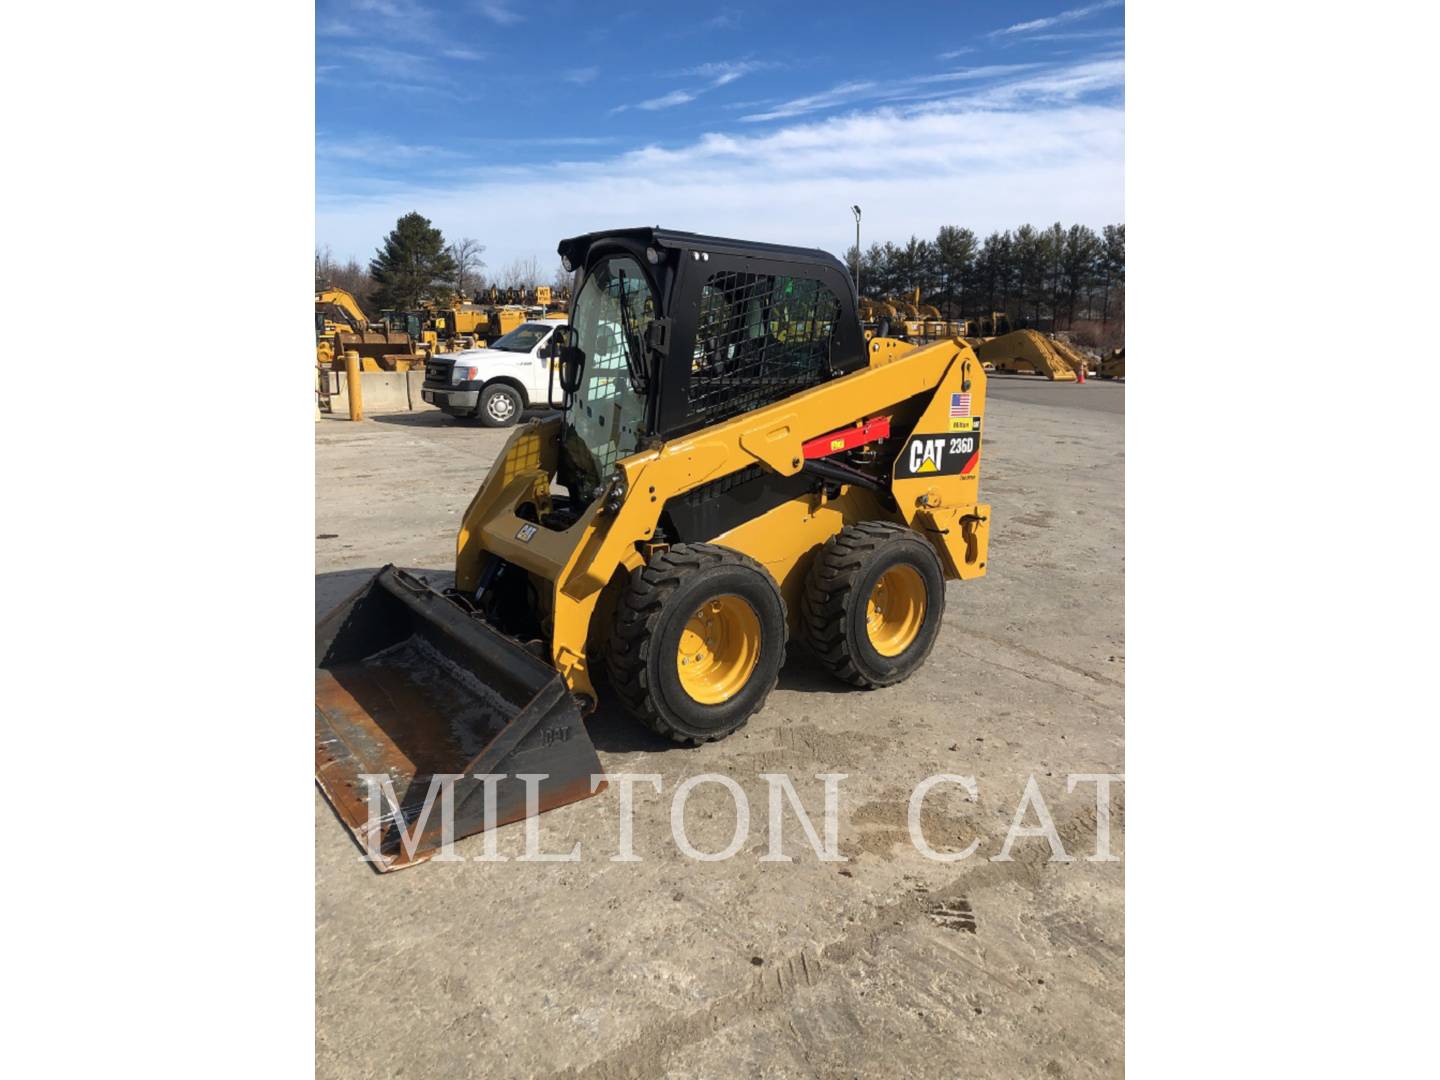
[866,565,927,657]
[676,594,762,705]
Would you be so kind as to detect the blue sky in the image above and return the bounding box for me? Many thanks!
[317,1,1124,274]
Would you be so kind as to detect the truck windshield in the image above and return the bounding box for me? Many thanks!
[562,255,654,500]
[489,324,551,352]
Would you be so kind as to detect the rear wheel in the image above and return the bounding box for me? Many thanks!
[802,521,945,688]
[608,544,786,744]
[477,383,522,427]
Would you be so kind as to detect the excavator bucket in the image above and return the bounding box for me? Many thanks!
[315,566,604,871]
[1047,337,1093,379]
[973,330,1079,381]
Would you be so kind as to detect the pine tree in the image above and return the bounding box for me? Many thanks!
[933,225,977,319]
[1059,225,1100,327]
[1099,224,1125,327]
[368,212,458,312]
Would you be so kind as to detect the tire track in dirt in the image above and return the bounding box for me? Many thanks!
[546,803,1122,1080]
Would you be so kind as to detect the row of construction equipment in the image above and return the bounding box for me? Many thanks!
[316,280,1121,383]
[314,284,570,372]
[858,294,1123,382]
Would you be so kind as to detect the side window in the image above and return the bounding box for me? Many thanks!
[689,272,841,423]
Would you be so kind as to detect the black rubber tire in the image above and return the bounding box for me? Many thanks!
[802,521,946,688]
[607,543,786,744]
[477,382,523,427]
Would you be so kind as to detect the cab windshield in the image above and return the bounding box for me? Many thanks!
[562,255,654,501]
[489,323,551,352]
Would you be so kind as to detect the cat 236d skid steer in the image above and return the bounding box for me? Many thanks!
[316,228,992,869]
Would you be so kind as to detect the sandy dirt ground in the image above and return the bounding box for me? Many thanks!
[315,375,1125,1079]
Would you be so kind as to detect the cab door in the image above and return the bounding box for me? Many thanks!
[527,326,559,401]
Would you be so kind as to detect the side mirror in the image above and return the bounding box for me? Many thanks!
[559,346,584,394]
[541,325,569,360]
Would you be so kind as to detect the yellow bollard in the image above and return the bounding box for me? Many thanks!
[344,349,363,422]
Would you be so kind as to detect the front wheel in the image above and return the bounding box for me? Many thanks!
[607,544,787,744]
[477,383,522,427]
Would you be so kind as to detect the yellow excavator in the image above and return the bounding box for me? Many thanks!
[858,296,1085,382]
[315,286,372,337]
[316,229,992,869]
[315,285,424,371]
[971,330,1081,381]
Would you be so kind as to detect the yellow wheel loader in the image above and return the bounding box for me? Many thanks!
[316,229,992,869]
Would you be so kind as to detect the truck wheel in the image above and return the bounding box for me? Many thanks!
[802,521,945,688]
[477,383,522,427]
[608,544,786,744]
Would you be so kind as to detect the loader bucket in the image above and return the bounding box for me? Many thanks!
[316,566,604,871]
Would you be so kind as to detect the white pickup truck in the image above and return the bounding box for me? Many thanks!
[421,320,566,426]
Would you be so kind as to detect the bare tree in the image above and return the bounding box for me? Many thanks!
[316,245,375,304]
[446,237,487,299]
[500,255,541,290]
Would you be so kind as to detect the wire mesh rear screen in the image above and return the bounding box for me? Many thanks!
[688,271,841,424]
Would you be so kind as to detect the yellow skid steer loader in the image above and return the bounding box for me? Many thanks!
[317,228,992,869]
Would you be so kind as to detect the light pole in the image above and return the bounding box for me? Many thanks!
[850,205,862,297]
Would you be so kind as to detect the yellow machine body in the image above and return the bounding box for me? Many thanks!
[453,336,989,706]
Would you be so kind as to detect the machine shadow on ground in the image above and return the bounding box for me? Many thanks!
[367,408,558,430]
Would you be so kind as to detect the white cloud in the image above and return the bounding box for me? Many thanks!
[739,80,878,122]
[612,89,697,114]
[741,65,1044,122]
[920,58,1123,110]
[678,59,770,86]
[441,47,484,61]
[476,1,522,26]
[611,59,769,112]
[318,69,1123,271]
[991,0,1122,37]
[1022,27,1126,43]
[332,44,453,89]
[317,0,438,44]
[639,89,697,110]
[565,66,600,85]
[317,133,459,161]
[351,0,410,16]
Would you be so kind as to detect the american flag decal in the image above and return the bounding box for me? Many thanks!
[949,392,971,417]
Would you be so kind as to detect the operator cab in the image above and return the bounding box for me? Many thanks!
[553,227,866,508]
